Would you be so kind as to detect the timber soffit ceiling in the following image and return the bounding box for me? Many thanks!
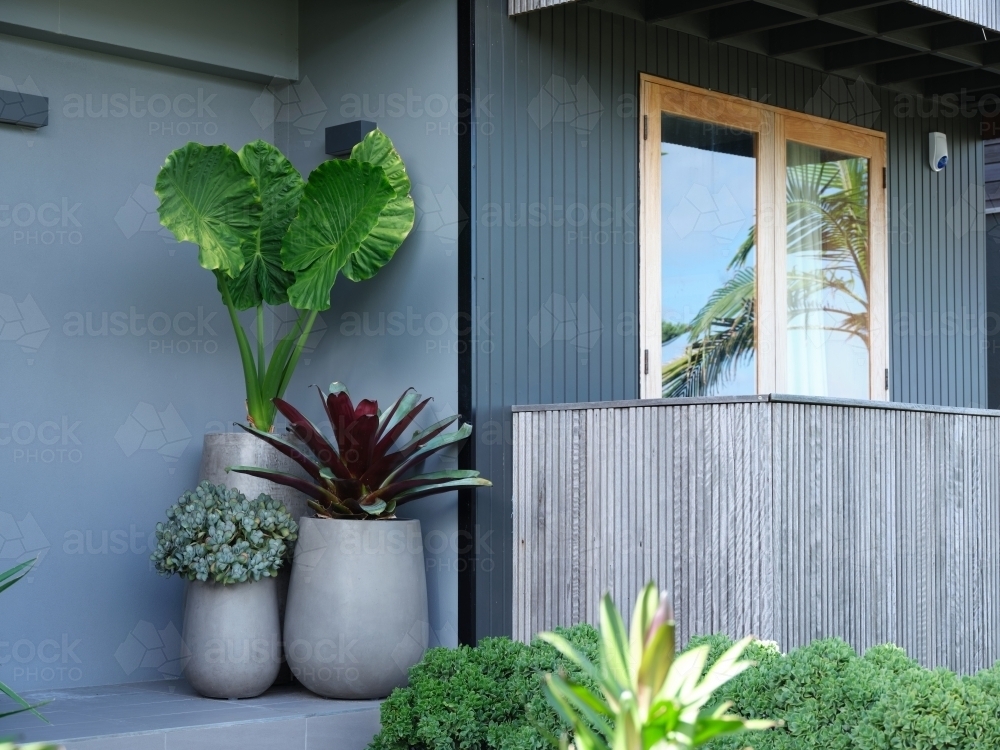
[509,0,1000,98]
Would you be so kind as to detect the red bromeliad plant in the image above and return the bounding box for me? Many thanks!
[227,383,490,519]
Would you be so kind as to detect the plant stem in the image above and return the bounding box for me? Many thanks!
[256,305,266,386]
[217,274,263,426]
[277,309,319,400]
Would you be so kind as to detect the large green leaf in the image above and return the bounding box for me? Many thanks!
[155,143,261,276]
[228,140,304,309]
[344,130,415,282]
[281,159,395,311]
[351,129,411,198]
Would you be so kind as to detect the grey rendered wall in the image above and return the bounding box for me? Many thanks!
[0,0,458,692]
[0,33,280,691]
[0,0,298,81]
[468,0,987,639]
[287,0,462,651]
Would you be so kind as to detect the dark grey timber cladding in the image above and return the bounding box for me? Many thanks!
[466,0,987,641]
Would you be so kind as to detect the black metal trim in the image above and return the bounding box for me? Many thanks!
[456,0,478,647]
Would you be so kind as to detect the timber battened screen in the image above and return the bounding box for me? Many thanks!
[513,394,1000,673]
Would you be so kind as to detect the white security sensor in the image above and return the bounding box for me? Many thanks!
[929,132,948,172]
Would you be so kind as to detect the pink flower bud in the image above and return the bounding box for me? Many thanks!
[644,590,674,645]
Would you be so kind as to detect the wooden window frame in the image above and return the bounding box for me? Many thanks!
[639,74,888,401]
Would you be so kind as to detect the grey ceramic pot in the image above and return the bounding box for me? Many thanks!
[182,577,282,699]
[199,431,310,686]
[199,432,310,522]
[284,518,429,699]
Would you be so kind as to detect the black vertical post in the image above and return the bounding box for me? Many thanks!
[457,0,478,645]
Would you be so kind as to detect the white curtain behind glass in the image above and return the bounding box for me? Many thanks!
[786,143,830,396]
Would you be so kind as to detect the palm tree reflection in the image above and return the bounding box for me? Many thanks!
[662,155,869,397]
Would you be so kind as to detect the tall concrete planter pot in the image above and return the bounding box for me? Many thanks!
[284,518,428,699]
[182,577,282,699]
[199,433,310,523]
[199,432,310,685]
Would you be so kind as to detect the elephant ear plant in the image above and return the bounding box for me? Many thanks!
[155,131,414,431]
[540,583,776,750]
[228,383,492,519]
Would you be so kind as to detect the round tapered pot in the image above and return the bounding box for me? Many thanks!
[182,577,282,699]
[284,518,429,699]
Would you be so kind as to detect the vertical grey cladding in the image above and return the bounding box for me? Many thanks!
[513,398,1000,674]
[471,0,987,639]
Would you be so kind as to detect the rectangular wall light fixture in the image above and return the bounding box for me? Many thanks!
[325,120,377,157]
[0,90,48,128]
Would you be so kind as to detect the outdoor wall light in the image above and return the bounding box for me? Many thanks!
[929,131,948,172]
[0,89,48,128]
[325,120,377,157]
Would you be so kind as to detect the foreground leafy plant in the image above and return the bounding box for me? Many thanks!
[0,560,48,729]
[229,383,491,519]
[155,131,414,431]
[369,626,1000,750]
[540,583,775,750]
[151,481,298,583]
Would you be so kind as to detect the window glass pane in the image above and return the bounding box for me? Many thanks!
[660,113,757,397]
[785,141,870,398]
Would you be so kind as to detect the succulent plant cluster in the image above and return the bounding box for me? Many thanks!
[151,482,298,584]
[229,383,492,520]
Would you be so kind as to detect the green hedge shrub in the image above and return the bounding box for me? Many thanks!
[370,624,600,750]
[691,634,1000,750]
[370,629,1000,750]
